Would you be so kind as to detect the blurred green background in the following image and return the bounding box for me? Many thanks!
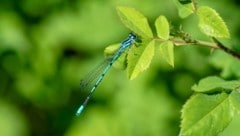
[0,0,240,136]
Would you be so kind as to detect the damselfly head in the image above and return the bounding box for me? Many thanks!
[129,32,143,44]
[129,32,137,40]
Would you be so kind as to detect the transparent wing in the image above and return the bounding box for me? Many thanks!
[79,57,112,92]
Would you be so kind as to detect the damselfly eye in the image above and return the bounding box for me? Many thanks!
[129,32,137,40]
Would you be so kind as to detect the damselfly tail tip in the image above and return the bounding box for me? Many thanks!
[75,105,84,116]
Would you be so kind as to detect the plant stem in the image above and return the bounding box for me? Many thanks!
[212,37,240,60]
[168,37,240,60]
[155,37,240,60]
[169,38,218,49]
[192,0,198,12]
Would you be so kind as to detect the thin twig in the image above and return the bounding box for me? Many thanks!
[155,37,240,60]
[191,0,198,12]
[169,38,218,49]
[194,40,219,49]
[212,37,240,60]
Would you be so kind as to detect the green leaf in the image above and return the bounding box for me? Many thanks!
[158,41,174,67]
[173,0,194,18]
[0,100,28,136]
[192,76,240,93]
[155,15,170,40]
[127,40,155,80]
[104,44,120,57]
[113,52,127,70]
[209,50,240,78]
[197,6,230,38]
[180,93,234,136]
[117,6,153,38]
[104,43,127,69]
[230,90,240,114]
